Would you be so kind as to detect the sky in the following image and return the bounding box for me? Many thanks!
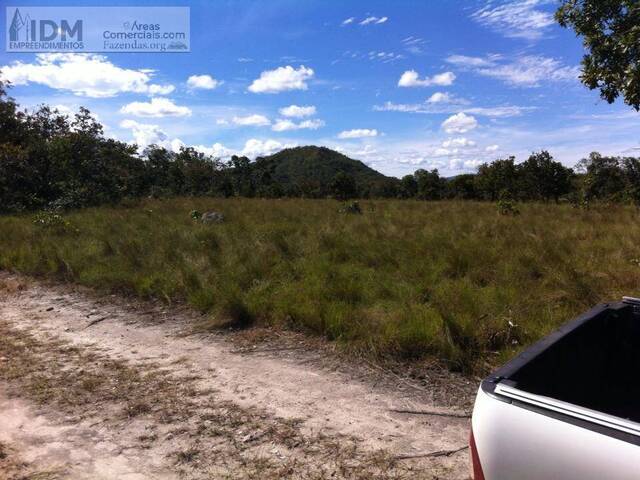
[2,0,640,178]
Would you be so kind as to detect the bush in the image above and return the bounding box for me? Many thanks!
[339,201,362,214]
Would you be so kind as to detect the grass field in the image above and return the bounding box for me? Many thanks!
[1,198,638,372]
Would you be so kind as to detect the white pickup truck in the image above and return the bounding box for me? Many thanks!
[470,298,640,479]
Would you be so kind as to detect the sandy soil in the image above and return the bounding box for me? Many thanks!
[0,273,475,479]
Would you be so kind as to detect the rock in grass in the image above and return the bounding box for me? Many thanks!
[201,211,225,224]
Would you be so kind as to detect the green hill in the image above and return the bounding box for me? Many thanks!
[251,146,397,196]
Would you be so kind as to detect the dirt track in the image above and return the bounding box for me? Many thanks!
[0,273,474,479]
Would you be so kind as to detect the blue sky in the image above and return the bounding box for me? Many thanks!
[2,0,640,177]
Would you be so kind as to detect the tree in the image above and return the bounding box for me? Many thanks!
[577,152,626,201]
[519,151,574,202]
[446,174,477,200]
[330,171,357,200]
[399,174,418,198]
[414,169,445,200]
[556,0,640,110]
[475,157,518,201]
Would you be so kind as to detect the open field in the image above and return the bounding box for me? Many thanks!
[1,198,639,371]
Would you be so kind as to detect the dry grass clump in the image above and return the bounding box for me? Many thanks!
[1,198,639,371]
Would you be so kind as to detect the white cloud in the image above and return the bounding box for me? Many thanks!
[279,104,317,118]
[446,54,579,87]
[464,106,533,117]
[338,128,379,139]
[472,0,555,40]
[486,144,500,152]
[232,114,271,126]
[341,17,355,25]
[120,119,169,148]
[402,36,426,55]
[187,74,219,90]
[427,92,453,104]
[446,54,501,68]
[398,70,455,87]
[272,118,325,132]
[248,65,314,93]
[373,101,528,118]
[442,113,478,134]
[442,137,476,148]
[477,55,579,87]
[1,53,174,98]
[120,98,192,118]
[360,16,388,25]
[191,142,234,159]
[241,139,295,158]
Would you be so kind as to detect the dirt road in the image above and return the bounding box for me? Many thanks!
[0,273,474,479]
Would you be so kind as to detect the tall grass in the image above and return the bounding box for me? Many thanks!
[1,198,638,371]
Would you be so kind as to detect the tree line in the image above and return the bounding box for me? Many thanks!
[1,82,640,213]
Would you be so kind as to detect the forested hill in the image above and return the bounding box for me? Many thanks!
[250,146,399,197]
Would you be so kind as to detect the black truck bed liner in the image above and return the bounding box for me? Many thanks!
[484,301,640,424]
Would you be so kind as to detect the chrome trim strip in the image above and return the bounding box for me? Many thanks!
[495,383,640,437]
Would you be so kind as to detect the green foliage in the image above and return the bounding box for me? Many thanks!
[1,80,639,212]
[330,172,357,200]
[3,198,638,372]
[190,209,202,220]
[556,0,640,110]
[338,201,362,214]
[415,169,446,200]
[497,196,520,216]
[475,157,518,201]
[519,151,574,202]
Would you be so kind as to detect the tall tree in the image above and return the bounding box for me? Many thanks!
[519,151,574,202]
[475,157,518,201]
[577,152,626,201]
[414,169,445,200]
[556,0,640,109]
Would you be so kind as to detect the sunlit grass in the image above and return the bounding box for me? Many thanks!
[1,198,638,372]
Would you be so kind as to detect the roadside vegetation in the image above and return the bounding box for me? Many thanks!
[2,198,639,372]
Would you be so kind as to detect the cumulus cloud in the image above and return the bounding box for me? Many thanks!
[486,144,500,152]
[241,138,295,158]
[187,74,219,90]
[442,113,478,134]
[279,105,317,118]
[427,92,454,104]
[398,70,455,87]
[442,137,476,148]
[120,98,192,118]
[1,53,174,98]
[120,119,169,148]
[338,128,379,139]
[191,142,234,158]
[472,0,555,40]
[248,65,314,93]
[232,114,271,127]
[272,119,324,132]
